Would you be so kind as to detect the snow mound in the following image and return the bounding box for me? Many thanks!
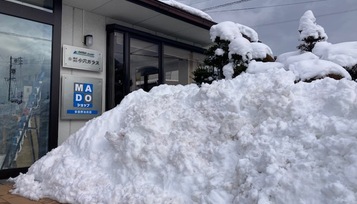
[288,59,351,81]
[277,51,351,81]
[313,41,357,67]
[11,68,357,204]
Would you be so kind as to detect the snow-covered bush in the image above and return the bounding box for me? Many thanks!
[297,10,328,52]
[275,10,354,82]
[193,21,274,85]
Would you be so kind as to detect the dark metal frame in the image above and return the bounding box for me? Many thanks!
[0,0,61,179]
[106,24,206,110]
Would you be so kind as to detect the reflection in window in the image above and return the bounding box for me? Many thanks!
[130,38,159,92]
[114,32,125,105]
[5,0,53,12]
[163,46,190,85]
[0,13,52,169]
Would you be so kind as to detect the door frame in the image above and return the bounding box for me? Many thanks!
[0,0,61,179]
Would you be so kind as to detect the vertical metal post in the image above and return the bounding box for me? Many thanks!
[8,56,12,101]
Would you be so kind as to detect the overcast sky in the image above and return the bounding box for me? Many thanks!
[176,0,357,56]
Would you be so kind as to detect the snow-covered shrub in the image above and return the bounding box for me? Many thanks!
[297,10,328,52]
[193,21,274,84]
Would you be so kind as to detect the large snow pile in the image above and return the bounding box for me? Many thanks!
[11,67,357,204]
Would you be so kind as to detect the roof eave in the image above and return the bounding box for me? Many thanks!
[127,0,217,30]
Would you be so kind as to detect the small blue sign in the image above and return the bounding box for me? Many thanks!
[73,83,93,108]
[67,110,98,114]
[61,75,102,120]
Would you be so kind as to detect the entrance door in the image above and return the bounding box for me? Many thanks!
[0,13,52,170]
[130,38,160,92]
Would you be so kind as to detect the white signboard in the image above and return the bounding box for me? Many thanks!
[63,44,102,72]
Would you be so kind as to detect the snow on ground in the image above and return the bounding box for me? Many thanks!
[10,67,357,204]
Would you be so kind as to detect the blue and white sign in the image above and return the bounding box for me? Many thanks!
[73,83,93,108]
[61,75,102,120]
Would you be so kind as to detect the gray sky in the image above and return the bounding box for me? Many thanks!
[176,0,357,56]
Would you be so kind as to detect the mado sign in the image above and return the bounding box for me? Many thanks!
[61,75,102,120]
[74,83,93,108]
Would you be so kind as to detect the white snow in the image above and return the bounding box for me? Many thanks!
[159,0,213,21]
[251,42,274,60]
[298,10,328,41]
[210,21,273,65]
[228,37,252,63]
[313,41,357,67]
[10,11,357,204]
[10,67,357,204]
[222,62,234,79]
[210,21,243,42]
[214,48,224,56]
[210,21,259,43]
[246,60,284,74]
[236,23,259,42]
[288,59,351,81]
[276,51,350,81]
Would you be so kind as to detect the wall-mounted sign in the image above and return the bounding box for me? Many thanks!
[63,44,102,72]
[61,75,102,120]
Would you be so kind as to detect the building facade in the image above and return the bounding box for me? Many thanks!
[0,0,215,178]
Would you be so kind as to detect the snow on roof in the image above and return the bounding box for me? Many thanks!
[159,0,213,21]
[313,41,357,67]
[298,10,328,41]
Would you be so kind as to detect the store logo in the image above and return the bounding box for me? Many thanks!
[73,50,95,58]
[73,83,93,108]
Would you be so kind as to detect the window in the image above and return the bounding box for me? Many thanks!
[130,38,159,92]
[106,24,206,109]
[163,46,190,85]
[0,13,52,170]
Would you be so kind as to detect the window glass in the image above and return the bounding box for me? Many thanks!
[163,46,192,85]
[130,38,159,92]
[190,52,205,84]
[114,32,125,105]
[5,0,53,12]
[0,13,52,169]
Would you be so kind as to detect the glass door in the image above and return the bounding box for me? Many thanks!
[130,38,159,92]
[0,13,52,170]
